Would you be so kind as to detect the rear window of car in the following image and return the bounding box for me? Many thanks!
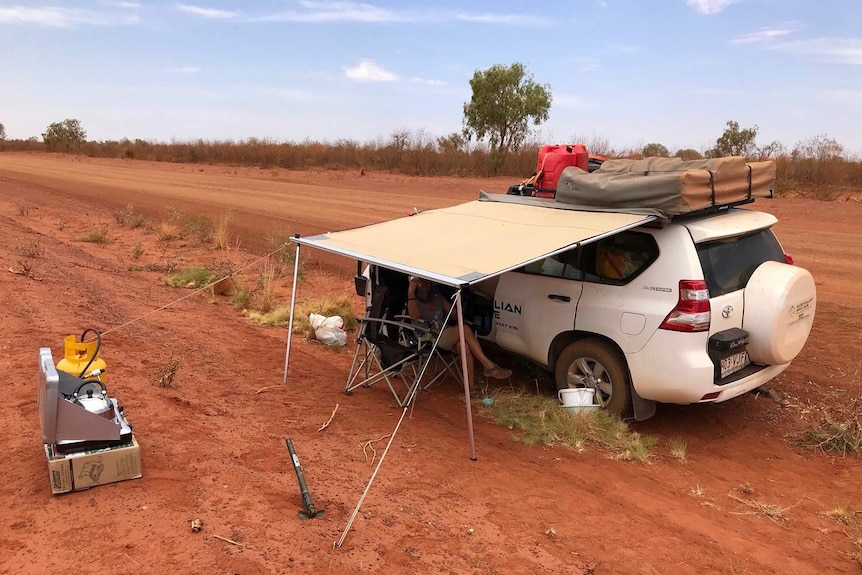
[696,228,785,297]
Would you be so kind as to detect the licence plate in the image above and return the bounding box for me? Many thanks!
[720,350,750,379]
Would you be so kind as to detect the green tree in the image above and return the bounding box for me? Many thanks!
[642,142,669,157]
[462,62,552,169]
[0,122,6,140]
[42,118,87,152]
[436,132,467,154]
[674,148,702,160]
[708,120,759,158]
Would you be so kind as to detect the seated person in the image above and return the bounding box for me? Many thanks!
[406,277,512,386]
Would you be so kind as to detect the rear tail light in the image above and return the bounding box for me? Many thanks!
[784,253,794,265]
[660,280,710,332]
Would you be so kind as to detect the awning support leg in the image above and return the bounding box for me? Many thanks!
[454,290,477,461]
[283,241,301,384]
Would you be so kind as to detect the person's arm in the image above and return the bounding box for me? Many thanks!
[407,278,420,319]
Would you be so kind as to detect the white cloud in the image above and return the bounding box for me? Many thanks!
[343,60,397,82]
[103,1,142,7]
[732,26,795,44]
[685,0,734,15]
[176,4,238,19]
[0,6,138,27]
[769,38,862,65]
[254,1,401,23]
[455,13,549,26]
[411,77,446,86]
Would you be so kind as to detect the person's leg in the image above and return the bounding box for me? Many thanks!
[453,341,474,387]
[448,326,510,378]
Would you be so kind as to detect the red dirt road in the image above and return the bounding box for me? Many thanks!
[1,153,861,575]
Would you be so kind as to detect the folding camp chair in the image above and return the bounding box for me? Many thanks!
[345,269,461,406]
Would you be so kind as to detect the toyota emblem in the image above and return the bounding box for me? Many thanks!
[722,305,733,319]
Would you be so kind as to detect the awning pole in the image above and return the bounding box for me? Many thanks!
[454,290,477,461]
[283,241,301,384]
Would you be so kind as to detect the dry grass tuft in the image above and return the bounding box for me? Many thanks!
[74,224,110,244]
[827,505,858,527]
[727,493,795,524]
[247,295,357,335]
[735,482,754,496]
[256,258,283,312]
[156,222,180,242]
[212,211,233,250]
[668,437,687,462]
[483,391,657,461]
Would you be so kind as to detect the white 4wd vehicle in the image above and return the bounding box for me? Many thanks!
[477,207,816,420]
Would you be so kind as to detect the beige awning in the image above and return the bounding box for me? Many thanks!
[295,198,654,286]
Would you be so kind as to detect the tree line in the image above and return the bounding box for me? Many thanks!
[0,62,859,193]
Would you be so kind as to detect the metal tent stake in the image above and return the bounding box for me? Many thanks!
[285,438,324,519]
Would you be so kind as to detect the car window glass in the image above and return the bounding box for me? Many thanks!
[588,231,659,284]
[697,228,784,297]
[518,248,582,280]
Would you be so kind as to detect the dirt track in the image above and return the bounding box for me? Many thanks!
[1,153,861,575]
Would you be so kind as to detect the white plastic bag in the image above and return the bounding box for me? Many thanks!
[309,313,347,347]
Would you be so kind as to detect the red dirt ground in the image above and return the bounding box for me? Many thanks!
[1,152,861,575]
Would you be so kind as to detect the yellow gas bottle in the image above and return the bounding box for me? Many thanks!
[56,329,107,383]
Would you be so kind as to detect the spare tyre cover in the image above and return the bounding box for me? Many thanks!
[743,261,816,365]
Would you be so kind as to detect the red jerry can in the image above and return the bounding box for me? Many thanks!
[534,144,589,197]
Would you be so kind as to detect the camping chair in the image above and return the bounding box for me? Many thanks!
[345,270,461,406]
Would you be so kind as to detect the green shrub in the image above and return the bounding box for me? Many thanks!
[165,267,216,288]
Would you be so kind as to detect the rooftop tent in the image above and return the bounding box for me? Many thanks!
[284,194,657,460]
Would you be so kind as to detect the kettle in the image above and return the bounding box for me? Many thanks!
[72,380,114,420]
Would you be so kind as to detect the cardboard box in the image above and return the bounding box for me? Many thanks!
[45,436,141,494]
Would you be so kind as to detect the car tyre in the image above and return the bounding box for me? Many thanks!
[555,339,632,418]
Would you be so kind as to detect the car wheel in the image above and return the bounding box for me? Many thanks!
[554,339,632,418]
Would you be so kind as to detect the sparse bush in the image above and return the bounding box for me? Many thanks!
[113,204,147,228]
[675,148,702,160]
[74,224,110,244]
[642,142,669,157]
[154,357,181,387]
[483,391,657,461]
[266,229,296,267]
[231,285,252,309]
[165,267,216,289]
[13,240,43,278]
[798,412,862,456]
[156,222,180,242]
[131,242,144,261]
[16,206,29,216]
[256,258,283,312]
[57,218,66,231]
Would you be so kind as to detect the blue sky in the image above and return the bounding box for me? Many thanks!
[1,0,861,155]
